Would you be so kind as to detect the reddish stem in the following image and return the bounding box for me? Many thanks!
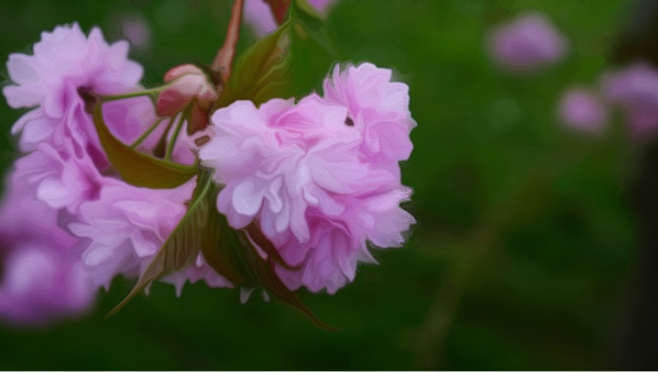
[211,0,245,82]
[266,0,291,25]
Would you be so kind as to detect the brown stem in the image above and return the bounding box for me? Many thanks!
[211,0,245,82]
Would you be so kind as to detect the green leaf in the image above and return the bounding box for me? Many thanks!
[236,230,338,331]
[202,209,335,330]
[91,99,197,189]
[215,22,292,108]
[106,170,213,317]
[108,169,332,329]
[214,1,338,108]
[188,175,333,329]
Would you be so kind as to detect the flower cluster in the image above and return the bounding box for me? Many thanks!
[199,63,415,293]
[0,24,228,323]
[489,11,658,139]
[0,12,415,324]
[556,63,658,138]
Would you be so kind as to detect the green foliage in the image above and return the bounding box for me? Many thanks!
[215,1,338,108]
[103,0,341,325]
[108,168,331,327]
[0,0,635,370]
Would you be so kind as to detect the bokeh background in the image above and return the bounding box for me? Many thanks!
[0,0,654,369]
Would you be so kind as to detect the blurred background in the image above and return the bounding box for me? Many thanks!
[0,0,655,369]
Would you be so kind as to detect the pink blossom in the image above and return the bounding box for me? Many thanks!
[0,24,224,323]
[68,178,230,293]
[558,88,608,134]
[199,63,415,293]
[602,62,658,138]
[243,0,339,38]
[323,63,416,167]
[0,154,95,324]
[119,14,151,51]
[4,23,143,170]
[3,23,142,112]
[487,12,568,72]
[0,240,92,325]
[243,0,278,39]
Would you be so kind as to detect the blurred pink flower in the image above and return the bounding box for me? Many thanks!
[243,0,278,38]
[0,240,92,325]
[199,63,415,293]
[0,153,95,324]
[558,88,608,134]
[488,12,568,72]
[119,14,151,51]
[602,62,658,137]
[243,0,339,38]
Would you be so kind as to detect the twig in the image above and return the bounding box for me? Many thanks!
[211,0,245,82]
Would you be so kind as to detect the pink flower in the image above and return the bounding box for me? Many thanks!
[602,62,658,138]
[0,24,223,323]
[558,88,608,134]
[68,178,230,293]
[243,0,339,38]
[487,12,568,72]
[0,155,95,324]
[4,23,144,173]
[323,63,416,167]
[3,23,142,113]
[243,0,278,39]
[199,63,415,293]
[0,241,92,325]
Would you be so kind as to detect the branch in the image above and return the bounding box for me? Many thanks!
[211,0,245,82]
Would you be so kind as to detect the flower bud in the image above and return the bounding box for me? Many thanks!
[156,64,218,123]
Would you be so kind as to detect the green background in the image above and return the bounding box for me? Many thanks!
[0,0,638,369]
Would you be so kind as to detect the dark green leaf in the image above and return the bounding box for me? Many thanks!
[214,1,338,108]
[237,230,338,331]
[91,100,197,189]
[106,170,213,317]
[215,22,293,107]
[205,214,336,330]
[108,168,331,328]
[244,222,300,271]
[196,179,334,329]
